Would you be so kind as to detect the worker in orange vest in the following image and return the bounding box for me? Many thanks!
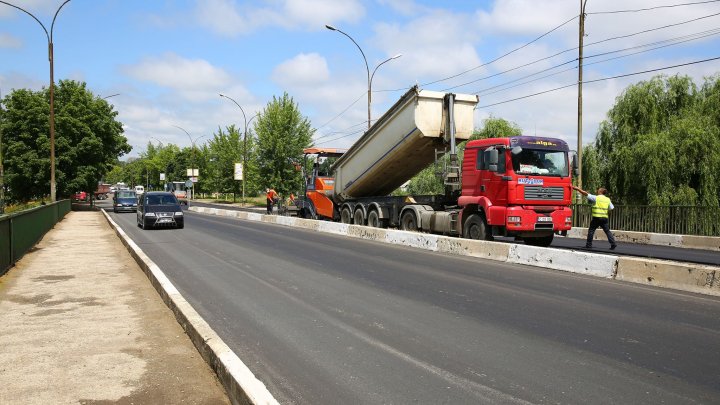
[266,188,278,214]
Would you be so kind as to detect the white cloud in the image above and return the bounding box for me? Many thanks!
[0,33,21,48]
[121,53,233,99]
[373,10,482,84]
[272,53,330,87]
[195,0,365,37]
[376,0,424,16]
[281,0,365,29]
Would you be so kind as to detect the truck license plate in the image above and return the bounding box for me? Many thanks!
[538,216,553,222]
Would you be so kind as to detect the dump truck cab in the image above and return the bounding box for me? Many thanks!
[459,136,574,246]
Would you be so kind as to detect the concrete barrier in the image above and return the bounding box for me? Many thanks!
[188,206,720,296]
[566,227,720,251]
[385,229,439,251]
[103,210,279,405]
[436,237,510,261]
[507,245,617,278]
[347,225,388,242]
[616,257,719,296]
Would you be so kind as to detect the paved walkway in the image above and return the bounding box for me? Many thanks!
[0,211,230,404]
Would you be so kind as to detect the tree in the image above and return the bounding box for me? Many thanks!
[206,125,242,195]
[404,116,522,195]
[0,80,130,202]
[590,74,720,206]
[254,93,313,196]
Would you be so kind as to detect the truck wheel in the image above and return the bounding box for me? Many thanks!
[525,235,553,247]
[400,211,418,232]
[464,214,492,240]
[353,209,365,225]
[341,207,352,224]
[367,211,385,228]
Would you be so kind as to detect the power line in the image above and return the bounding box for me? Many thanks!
[314,127,367,146]
[314,90,367,131]
[584,11,720,48]
[588,0,720,15]
[443,11,720,94]
[476,56,720,109]
[377,14,579,93]
[313,119,368,141]
[320,8,720,131]
[474,27,720,96]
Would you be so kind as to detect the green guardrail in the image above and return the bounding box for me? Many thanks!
[0,200,71,275]
[572,204,720,237]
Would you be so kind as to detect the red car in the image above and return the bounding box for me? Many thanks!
[72,191,88,201]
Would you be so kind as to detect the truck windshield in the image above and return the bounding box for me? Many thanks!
[511,149,568,177]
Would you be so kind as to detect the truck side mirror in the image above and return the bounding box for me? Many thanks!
[488,149,499,172]
[571,154,579,177]
[511,146,522,155]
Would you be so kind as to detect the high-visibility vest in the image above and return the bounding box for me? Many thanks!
[592,195,611,218]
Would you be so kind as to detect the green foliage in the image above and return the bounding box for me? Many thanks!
[589,74,720,206]
[404,116,522,195]
[254,93,313,196]
[0,81,130,202]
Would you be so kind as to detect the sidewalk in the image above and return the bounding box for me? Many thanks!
[0,211,230,404]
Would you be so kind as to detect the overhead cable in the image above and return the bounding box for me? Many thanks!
[476,56,720,109]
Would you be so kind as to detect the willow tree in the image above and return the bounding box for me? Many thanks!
[591,74,720,206]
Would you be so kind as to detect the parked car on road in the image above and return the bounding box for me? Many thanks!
[137,191,184,229]
[72,191,88,201]
[113,190,137,213]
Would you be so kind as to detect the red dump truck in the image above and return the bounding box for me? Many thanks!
[94,183,111,200]
[295,86,576,247]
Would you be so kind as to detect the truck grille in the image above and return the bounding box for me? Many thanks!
[524,186,564,201]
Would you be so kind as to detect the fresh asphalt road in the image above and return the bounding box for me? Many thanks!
[107,206,720,404]
[190,201,720,266]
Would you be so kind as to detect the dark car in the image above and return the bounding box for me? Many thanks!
[136,191,184,229]
[113,190,137,213]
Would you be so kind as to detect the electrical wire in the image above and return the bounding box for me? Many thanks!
[318,6,720,133]
[377,14,579,93]
[474,27,720,96]
[476,56,720,109]
[314,90,367,131]
[588,0,720,15]
[440,12,720,94]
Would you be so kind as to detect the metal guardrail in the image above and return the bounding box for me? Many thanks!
[0,200,71,275]
[572,204,720,237]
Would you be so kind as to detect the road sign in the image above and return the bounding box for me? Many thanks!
[185,179,193,188]
[234,163,243,180]
[160,173,166,181]
[186,168,199,177]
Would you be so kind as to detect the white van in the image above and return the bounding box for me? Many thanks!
[134,185,145,195]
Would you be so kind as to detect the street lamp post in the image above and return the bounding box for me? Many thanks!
[325,24,401,130]
[219,94,258,206]
[1,0,72,202]
[172,125,207,200]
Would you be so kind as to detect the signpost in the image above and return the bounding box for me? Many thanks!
[186,169,199,200]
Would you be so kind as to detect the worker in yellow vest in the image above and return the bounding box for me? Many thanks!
[572,185,617,250]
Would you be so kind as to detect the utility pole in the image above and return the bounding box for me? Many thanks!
[576,0,588,203]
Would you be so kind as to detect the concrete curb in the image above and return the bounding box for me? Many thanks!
[190,206,720,297]
[101,210,279,405]
[565,227,720,251]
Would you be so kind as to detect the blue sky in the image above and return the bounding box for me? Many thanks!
[1,0,719,158]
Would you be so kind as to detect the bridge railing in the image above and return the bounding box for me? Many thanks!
[572,204,720,237]
[0,200,71,275]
